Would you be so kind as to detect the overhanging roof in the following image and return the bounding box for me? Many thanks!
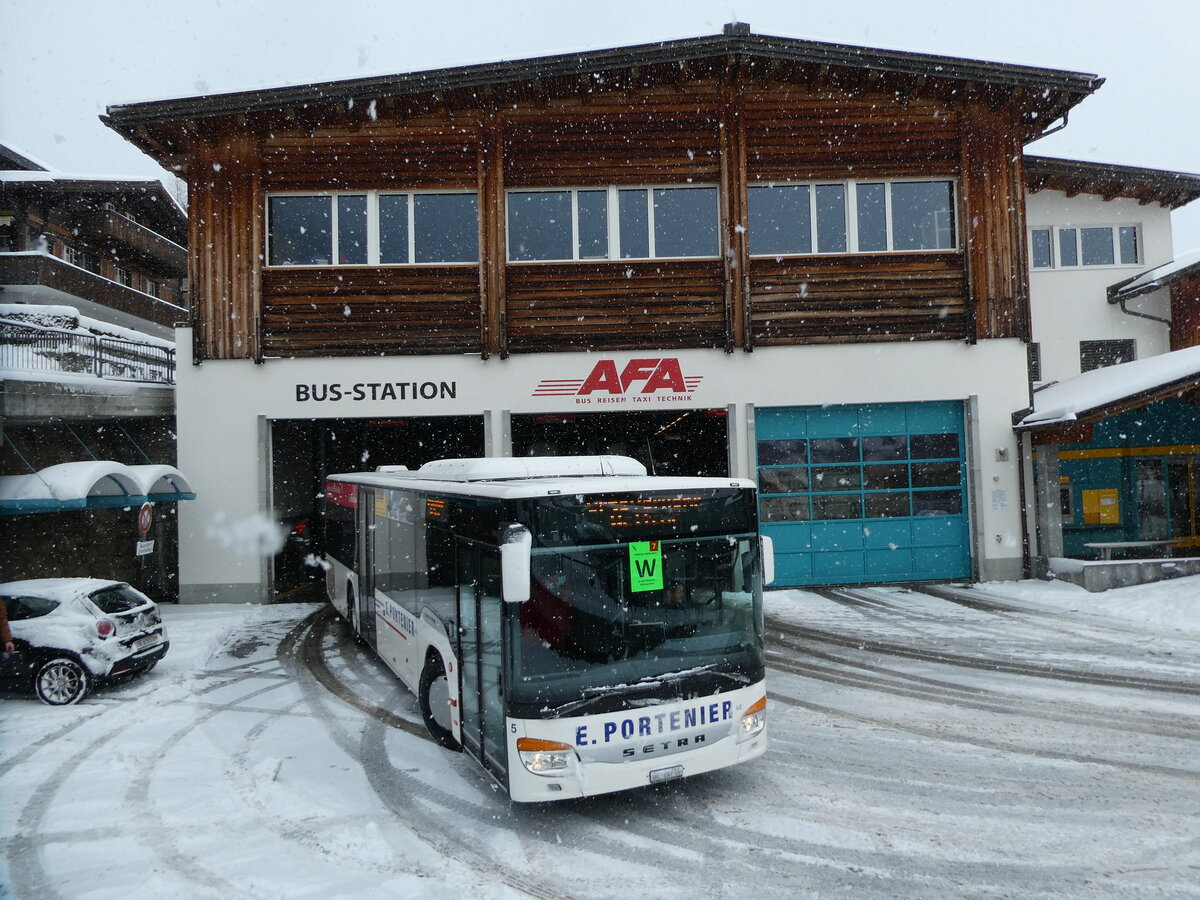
[1015,345,1200,432]
[103,25,1103,168]
[1108,248,1200,301]
[0,461,195,515]
[1025,156,1200,210]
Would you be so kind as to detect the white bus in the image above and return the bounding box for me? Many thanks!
[323,456,771,802]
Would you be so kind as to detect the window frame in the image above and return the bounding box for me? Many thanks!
[1028,224,1141,270]
[504,184,721,263]
[747,176,959,259]
[264,189,480,268]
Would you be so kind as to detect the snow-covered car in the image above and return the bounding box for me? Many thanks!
[0,579,169,705]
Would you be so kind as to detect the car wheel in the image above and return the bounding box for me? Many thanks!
[35,657,90,706]
[419,656,461,751]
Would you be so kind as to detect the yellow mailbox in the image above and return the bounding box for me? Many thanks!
[1081,488,1120,525]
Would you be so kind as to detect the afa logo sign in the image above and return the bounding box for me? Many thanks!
[533,358,702,399]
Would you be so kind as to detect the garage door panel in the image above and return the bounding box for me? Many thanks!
[861,519,912,549]
[775,550,814,583]
[865,547,916,578]
[757,401,971,587]
[911,517,966,546]
[813,551,865,581]
[810,521,866,551]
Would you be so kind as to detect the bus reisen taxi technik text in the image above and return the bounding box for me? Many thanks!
[322,455,771,802]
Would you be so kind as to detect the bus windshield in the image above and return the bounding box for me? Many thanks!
[508,528,764,718]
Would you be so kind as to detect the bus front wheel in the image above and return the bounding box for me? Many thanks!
[419,656,462,751]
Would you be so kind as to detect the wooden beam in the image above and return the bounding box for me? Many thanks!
[719,78,748,352]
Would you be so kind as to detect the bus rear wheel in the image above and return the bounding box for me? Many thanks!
[419,656,461,751]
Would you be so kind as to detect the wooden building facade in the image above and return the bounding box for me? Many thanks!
[104,26,1106,601]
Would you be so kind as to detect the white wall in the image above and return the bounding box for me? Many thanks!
[1026,190,1174,384]
[173,333,1030,600]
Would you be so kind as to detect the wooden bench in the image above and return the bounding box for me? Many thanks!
[1083,540,1181,561]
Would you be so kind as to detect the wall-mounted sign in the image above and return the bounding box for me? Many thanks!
[533,358,702,405]
[295,381,457,403]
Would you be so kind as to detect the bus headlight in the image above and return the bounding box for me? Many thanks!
[516,738,577,776]
[738,696,766,740]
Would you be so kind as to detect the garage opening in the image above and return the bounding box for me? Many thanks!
[270,416,484,598]
[511,409,729,478]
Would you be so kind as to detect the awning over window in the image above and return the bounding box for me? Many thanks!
[0,460,195,515]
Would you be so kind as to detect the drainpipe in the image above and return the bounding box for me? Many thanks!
[1114,296,1171,327]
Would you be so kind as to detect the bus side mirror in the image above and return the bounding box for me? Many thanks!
[500,524,532,603]
[761,535,775,585]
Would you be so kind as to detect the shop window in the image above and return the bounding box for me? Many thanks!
[267,191,478,267]
[749,178,956,257]
[1029,224,1140,269]
[506,185,718,262]
[1080,339,1136,372]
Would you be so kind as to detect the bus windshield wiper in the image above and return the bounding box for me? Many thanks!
[551,665,748,716]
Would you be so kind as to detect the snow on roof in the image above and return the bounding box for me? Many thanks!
[1017,345,1200,428]
[0,169,162,186]
[0,577,123,599]
[0,141,53,172]
[0,462,195,514]
[1,301,177,350]
[331,455,759,500]
[411,455,649,482]
[330,469,753,501]
[1110,248,1200,300]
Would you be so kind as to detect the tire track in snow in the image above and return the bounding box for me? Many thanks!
[296,607,782,897]
[769,606,1200,696]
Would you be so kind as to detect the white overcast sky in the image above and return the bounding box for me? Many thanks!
[2,0,1198,250]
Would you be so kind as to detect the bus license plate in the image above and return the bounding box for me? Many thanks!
[649,765,684,784]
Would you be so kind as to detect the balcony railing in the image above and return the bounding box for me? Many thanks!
[0,320,175,385]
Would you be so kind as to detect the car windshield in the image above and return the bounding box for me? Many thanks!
[89,584,148,614]
[507,533,763,716]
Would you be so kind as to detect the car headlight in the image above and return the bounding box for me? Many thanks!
[738,696,766,740]
[516,738,577,775]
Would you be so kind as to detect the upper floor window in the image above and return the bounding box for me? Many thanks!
[115,266,133,288]
[748,179,956,257]
[144,278,159,298]
[1030,225,1139,269]
[64,248,97,273]
[266,191,479,267]
[506,185,719,262]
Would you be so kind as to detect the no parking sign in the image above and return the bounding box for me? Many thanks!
[138,502,153,534]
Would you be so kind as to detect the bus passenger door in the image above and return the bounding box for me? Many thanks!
[456,541,508,784]
[356,490,377,646]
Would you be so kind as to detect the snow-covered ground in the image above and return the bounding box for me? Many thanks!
[2,577,1198,898]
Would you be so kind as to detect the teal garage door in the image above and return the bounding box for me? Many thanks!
[756,402,971,586]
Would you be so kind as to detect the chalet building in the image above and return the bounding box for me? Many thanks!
[105,24,1188,603]
[0,143,193,597]
[1006,157,1200,587]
